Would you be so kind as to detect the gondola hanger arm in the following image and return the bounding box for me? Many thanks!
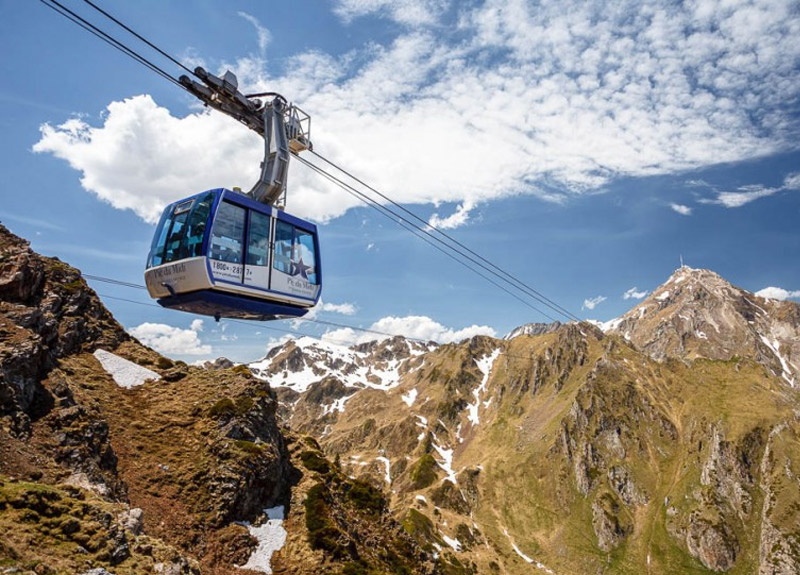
[179,67,312,207]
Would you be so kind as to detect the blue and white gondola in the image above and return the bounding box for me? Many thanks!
[144,188,321,321]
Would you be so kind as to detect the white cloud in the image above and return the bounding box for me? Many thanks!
[321,302,358,315]
[755,286,800,301]
[669,203,692,215]
[699,172,800,208]
[295,299,358,325]
[429,200,475,230]
[33,98,261,223]
[34,1,800,225]
[129,320,212,355]
[783,172,800,190]
[705,185,778,208]
[333,0,449,25]
[582,295,606,310]
[322,314,496,344]
[623,287,648,300]
[238,12,272,56]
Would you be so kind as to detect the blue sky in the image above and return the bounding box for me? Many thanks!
[1,0,799,362]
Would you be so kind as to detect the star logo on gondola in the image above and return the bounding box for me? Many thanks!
[290,257,311,279]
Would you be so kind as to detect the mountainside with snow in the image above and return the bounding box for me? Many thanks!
[250,335,436,393]
[253,268,800,575]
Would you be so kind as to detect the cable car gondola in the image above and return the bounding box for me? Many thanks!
[144,188,321,320]
[144,68,321,321]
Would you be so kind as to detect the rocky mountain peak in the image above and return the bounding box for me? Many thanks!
[504,321,562,339]
[607,266,800,385]
[249,334,435,393]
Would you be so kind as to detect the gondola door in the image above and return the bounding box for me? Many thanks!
[244,210,272,291]
[208,200,246,285]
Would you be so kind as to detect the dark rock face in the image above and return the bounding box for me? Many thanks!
[0,227,292,572]
[202,357,235,370]
[210,390,290,523]
[0,225,127,436]
[685,516,738,572]
[591,494,629,552]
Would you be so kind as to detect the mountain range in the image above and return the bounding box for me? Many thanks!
[251,267,800,575]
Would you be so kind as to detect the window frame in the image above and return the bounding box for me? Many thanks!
[208,200,247,265]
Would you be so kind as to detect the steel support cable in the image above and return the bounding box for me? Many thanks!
[84,274,438,343]
[295,156,559,322]
[79,0,197,77]
[39,0,185,90]
[82,274,147,290]
[96,292,545,362]
[39,0,573,322]
[309,149,581,322]
[95,292,376,348]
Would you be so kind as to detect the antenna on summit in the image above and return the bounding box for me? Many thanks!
[680,254,684,268]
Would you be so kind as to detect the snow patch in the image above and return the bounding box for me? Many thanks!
[376,456,392,485]
[655,291,670,301]
[696,331,708,340]
[746,298,769,317]
[442,534,462,552]
[401,388,418,407]
[467,350,500,426]
[240,506,287,574]
[322,393,355,415]
[760,335,796,386]
[93,349,160,389]
[431,436,457,484]
[250,337,426,393]
[502,528,554,573]
[596,317,623,332]
[415,494,428,504]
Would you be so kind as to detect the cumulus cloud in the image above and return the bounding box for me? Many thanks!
[582,295,606,310]
[322,314,496,344]
[623,287,648,300]
[129,319,212,355]
[429,200,475,230]
[321,302,358,315]
[34,1,800,225]
[756,287,800,301]
[669,203,692,215]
